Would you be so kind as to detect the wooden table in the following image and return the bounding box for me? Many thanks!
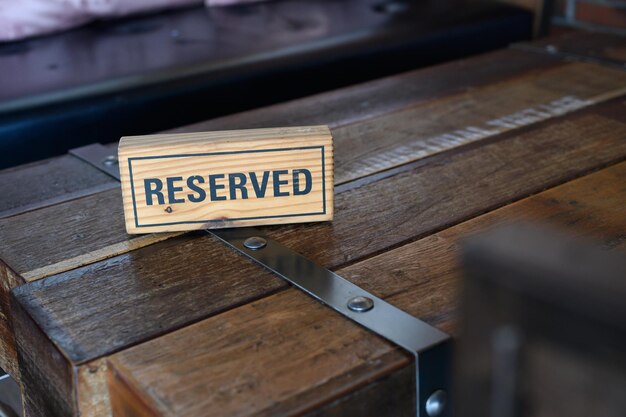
[1,31,625,417]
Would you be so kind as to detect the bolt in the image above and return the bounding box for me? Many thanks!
[102,155,118,166]
[244,236,267,250]
[425,390,447,417]
[347,296,374,312]
[545,44,558,54]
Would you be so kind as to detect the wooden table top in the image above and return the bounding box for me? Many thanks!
[0,30,625,417]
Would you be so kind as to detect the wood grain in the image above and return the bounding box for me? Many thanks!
[0,49,560,220]
[0,153,117,219]
[167,49,563,134]
[11,99,626,416]
[515,31,626,68]
[11,296,75,417]
[3,61,625,282]
[118,126,334,233]
[2,57,624,293]
[331,61,626,183]
[0,46,620,222]
[107,160,626,417]
[7,53,603,378]
[2,46,615,222]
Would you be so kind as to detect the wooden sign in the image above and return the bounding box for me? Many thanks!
[118,126,333,233]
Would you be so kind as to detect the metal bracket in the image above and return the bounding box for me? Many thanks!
[210,228,453,417]
[69,143,120,180]
[0,371,22,417]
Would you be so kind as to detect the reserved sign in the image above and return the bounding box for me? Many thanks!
[119,126,334,233]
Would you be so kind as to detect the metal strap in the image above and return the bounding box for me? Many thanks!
[68,144,452,416]
[0,373,22,417]
[210,228,452,417]
[69,143,120,180]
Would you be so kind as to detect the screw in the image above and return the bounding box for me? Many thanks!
[244,237,267,250]
[545,44,558,54]
[347,296,374,312]
[425,390,447,417]
[102,155,118,166]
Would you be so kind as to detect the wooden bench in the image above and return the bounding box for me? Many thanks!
[0,31,625,417]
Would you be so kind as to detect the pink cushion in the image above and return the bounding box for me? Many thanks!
[0,0,207,42]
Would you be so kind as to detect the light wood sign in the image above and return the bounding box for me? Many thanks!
[119,126,333,233]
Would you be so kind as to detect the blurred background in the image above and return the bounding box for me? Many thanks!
[0,0,622,169]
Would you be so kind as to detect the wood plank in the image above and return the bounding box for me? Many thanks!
[330,61,626,183]
[3,58,624,298]
[11,99,626,416]
[167,49,562,133]
[514,31,626,68]
[0,154,117,219]
[0,49,560,220]
[11,297,75,417]
[118,126,334,233]
[107,159,626,417]
[5,53,599,359]
[3,60,625,283]
[0,46,620,223]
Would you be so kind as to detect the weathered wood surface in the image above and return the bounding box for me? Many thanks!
[3,31,624,222]
[0,52,626,286]
[166,49,562,133]
[3,55,622,377]
[1,49,580,380]
[3,60,625,282]
[6,51,604,375]
[11,98,626,416]
[0,48,557,221]
[0,154,118,219]
[106,160,626,417]
[11,298,75,417]
[514,31,626,68]
[2,41,623,221]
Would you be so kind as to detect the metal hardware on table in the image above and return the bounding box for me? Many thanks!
[69,143,120,180]
[0,372,22,417]
[425,390,447,417]
[101,155,118,167]
[347,295,374,312]
[210,228,453,417]
[243,237,267,250]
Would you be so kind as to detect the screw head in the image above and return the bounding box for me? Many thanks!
[347,296,374,312]
[243,237,267,250]
[425,390,447,417]
[545,44,558,54]
[102,155,118,166]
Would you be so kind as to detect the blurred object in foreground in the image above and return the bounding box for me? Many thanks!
[457,222,626,417]
[0,0,202,42]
